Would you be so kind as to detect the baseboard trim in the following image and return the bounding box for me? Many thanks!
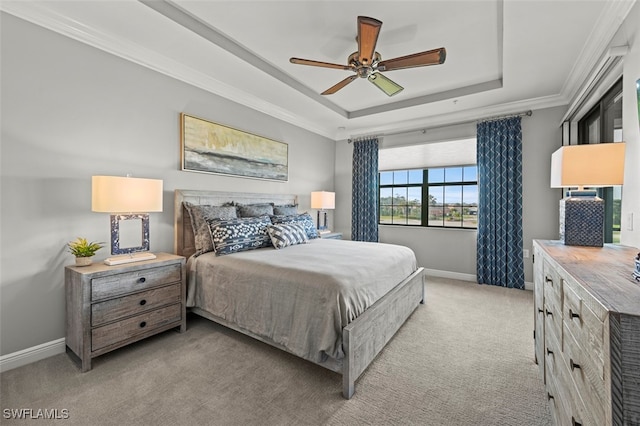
[425,269,534,291]
[0,338,66,373]
[424,269,477,282]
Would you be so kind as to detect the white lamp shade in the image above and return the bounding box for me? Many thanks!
[550,143,625,188]
[92,176,163,213]
[311,191,335,210]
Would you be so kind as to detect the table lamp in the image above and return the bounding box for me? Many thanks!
[550,143,625,247]
[311,191,335,233]
[92,175,163,265]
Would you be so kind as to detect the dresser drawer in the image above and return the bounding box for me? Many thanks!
[91,303,182,352]
[543,259,563,310]
[544,298,563,344]
[563,283,605,380]
[555,341,605,426]
[91,284,181,326]
[91,264,181,301]
[562,323,606,423]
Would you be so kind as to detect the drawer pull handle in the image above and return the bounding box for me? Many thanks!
[545,309,553,317]
[139,321,147,328]
[138,277,146,283]
[571,417,582,426]
[569,309,580,320]
[570,359,581,371]
[545,276,553,285]
[537,308,543,314]
[139,299,147,306]
[546,348,553,356]
[547,392,554,401]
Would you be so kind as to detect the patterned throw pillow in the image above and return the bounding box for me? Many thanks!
[270,213,318,239]
[273,204,298,216]
[207,216,272,255]
[266,223,308,249]
[183,202,237,255]
[236,203,274,218]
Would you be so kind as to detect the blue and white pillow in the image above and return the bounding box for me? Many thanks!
[267,223,308,249]
[207,216,272,255]
[270,213,318,239]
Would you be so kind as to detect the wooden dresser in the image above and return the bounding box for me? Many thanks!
[65,253,186,371]
[533,240,640,426]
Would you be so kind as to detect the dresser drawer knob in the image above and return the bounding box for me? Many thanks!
[569,308,580,320]
[570,359,581,371]
[571,416,582,426]
[139,321,147,328]
[139,299,147,306]
[138,277,146,283]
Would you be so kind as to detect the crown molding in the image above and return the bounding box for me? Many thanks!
[0,1,335,139]
[339,93,569,140]
[559,0,636,104]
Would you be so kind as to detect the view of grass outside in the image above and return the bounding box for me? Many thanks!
[380,166,478,228]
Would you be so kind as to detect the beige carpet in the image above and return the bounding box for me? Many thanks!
[1,277,552,425]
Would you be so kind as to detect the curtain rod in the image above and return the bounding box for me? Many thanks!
[347,110,532,143]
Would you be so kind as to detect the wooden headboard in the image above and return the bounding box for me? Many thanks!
[174,190,298,258]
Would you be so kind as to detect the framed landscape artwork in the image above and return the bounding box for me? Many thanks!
[180,113,288,181]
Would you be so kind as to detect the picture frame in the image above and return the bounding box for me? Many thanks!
[180,113,288,181]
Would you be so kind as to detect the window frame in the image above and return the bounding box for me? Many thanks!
[379,165,478,229]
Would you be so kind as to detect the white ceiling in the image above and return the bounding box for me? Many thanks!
[1,0,636,140]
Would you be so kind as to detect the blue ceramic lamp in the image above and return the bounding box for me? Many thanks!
[550,143,625,247]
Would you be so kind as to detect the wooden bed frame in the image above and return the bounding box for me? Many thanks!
[174,189,425,399]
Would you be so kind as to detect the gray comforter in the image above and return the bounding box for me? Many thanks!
[187,238,417,363]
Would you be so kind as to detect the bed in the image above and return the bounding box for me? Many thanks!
[174,189,425,399]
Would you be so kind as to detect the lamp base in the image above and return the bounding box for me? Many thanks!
[559,195,604,247]
[104,252,157,266]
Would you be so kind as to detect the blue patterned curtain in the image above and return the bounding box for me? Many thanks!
[476,117,525,289]
[352,138,379,242]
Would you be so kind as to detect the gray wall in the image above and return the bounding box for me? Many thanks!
[620,1,640,248]
[0,14,336,356]
[334,106,565,284]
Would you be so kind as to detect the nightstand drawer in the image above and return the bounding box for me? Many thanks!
[91,303,182,352]
[91,284,181,326]
[91,264,181,301]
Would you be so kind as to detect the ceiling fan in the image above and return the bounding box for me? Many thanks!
[290,16,446,97]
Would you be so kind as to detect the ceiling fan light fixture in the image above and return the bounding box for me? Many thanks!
[289,16,445,96]
[368,73,403,96]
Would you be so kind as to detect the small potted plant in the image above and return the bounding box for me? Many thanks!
[68,237,104,266]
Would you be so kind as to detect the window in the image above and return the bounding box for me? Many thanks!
[578,78,623,243]
[379,166,478,229]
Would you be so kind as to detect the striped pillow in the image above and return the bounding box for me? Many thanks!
[267,223,308,249]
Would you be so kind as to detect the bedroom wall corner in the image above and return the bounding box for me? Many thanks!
[0,12,335,359]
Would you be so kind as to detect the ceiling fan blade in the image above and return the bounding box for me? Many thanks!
[357,16,382,65]
[377,48,446,72]
[290,57,352,70]
[322,75,358,95]
[368,72,403,96]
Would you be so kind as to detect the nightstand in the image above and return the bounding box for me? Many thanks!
[319,232,343,240]
[65,253,186,372]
